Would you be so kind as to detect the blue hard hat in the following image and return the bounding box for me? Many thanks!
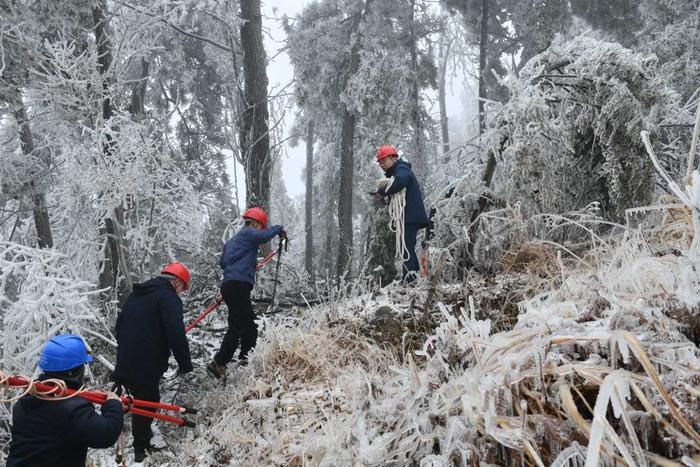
[38,334,93,372]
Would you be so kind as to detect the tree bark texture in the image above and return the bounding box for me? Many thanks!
[362,198,397,286]
[240,0,271,212]
[93,0,133,303]
[128,57,151,117]
[336,0,373,280]
[93,1,113,123]
[478,0,489,134]
[304,119,315,279]
[337,110,356,279]
[408,0,427,181]
[438,38,452,160]
[324,196,335,277]
[10,92,54,249]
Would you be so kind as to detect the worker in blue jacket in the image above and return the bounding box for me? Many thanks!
[374,145,430,284]
[207,207,285,378]
[7,334,123,467]
[112,262,193,462]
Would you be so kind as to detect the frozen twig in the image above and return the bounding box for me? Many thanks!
[685,100,700,185]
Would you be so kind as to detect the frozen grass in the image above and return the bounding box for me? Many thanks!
[4,197,697,466]
[133,213,700,466]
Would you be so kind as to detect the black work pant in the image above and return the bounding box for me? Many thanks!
[402,223,421,284]
[214,280,256,365]
[122,380,160,452]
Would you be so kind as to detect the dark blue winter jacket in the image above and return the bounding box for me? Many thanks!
[220,225,284,286]
[379,159,430,226]
[112,277,193,385]
[7,392,123,466]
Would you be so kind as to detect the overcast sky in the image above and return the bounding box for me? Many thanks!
[262,0,308,198]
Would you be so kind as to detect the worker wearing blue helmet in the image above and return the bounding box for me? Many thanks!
[7,334,123,467]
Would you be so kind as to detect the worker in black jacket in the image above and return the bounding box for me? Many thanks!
[112,262,193,462]
[7,334,123,466]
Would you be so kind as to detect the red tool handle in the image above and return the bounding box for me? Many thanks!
[73,390,194,426]
[6,376,196,418]
[83,390,196,414]
[256,249,278,269]
[184,247,279,334]
[128,406,194,427]
[185,296,224,333]
[123,397,195,414]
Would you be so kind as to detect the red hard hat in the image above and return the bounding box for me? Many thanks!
[376,145,398,162]
[242,207,268,228]
[161,262,190,290]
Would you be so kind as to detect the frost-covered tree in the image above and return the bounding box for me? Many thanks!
[304,120,315,278]
[489,36,678,218]
[432,35,679,272]
[441,0,572,132]
[572,0,699,101]
[239,0,272,212]
[269,161,299,240]
[0,0,243,379]
[0,243,104,374]
[286,0,438,279]
[570,0,643,46]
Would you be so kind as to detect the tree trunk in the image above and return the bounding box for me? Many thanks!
[93,0,132,303]
[466,135,506,269]
[438,37,452,161]
[336,0,373,280]
[128,57,150,117]
[304,119,315,279]
[408,0,427,181]
[478,0,489,134]
[240,0,271,212]
[10,92,53,249]
[324,199,334,277]
[337,110,355,279]
[363,199,397,286]
[93,1,113,123]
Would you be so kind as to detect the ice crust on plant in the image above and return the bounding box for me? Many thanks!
[127,216,700,466]
[429,34,682,274]
[0,242,104,374]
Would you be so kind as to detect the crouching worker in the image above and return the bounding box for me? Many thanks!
[207,207,285,378]
[112,262,193,462]
[7,334,123,466]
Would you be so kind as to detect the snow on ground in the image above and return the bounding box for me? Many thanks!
[92,214,700,466]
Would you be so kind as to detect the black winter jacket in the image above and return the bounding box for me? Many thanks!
[379,159,430,226]
[112,277,193,385]
[6,395,123,466]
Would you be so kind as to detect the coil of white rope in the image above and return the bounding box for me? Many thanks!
[377,177,410,262]
[0,370,87,403]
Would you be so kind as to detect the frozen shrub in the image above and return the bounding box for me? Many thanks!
[487,35,679,220]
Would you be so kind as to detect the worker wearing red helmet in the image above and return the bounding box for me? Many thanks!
[375,145,430,284]
[112,261,193,462]
[207,207,285,378]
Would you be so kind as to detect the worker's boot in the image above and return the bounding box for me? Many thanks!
[206,360,226,379]
[134,443,164,463]
[134,448,147,463]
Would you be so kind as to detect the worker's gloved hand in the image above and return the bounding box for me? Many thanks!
[279,229,287,240]
[105,391,120,402]
[110,383,125,396]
